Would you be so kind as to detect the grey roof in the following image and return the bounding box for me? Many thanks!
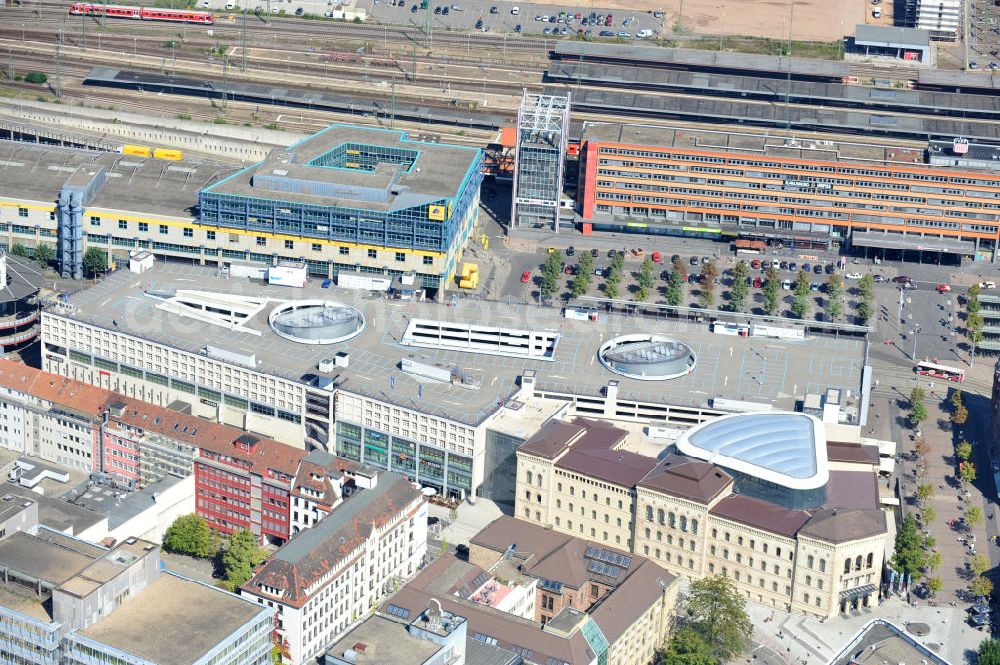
[829,619,950,665]
[0,482,105,536]
[49,262,866,423]
[0,531,98,586]
[798,508,887,543]
[80,572,269,665]
[678,413,826,487]
[243,473,420,607]
[85,67,508,131]
[0,252,45,303]
[203,124,482,214]
[854,24,931,48]
[64,476,187,529]
[324,615,442,665]
[463,638,519,665]
[851,231,976,254]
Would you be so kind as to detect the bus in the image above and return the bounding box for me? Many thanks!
[916,360,965,383]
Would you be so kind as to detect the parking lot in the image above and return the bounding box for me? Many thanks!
[967,0,1000,70]
[364,0,663,39]
[506,248,875,325]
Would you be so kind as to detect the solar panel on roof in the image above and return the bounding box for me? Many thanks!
[386,604,410,619]
[587,559,621,578]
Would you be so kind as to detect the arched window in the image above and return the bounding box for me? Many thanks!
[776,547,782,558]
[526,471,533,485]
[668,512,676,528]
[805,575,812,587]
[819,559,826,573]
[646,505,654,521]
[691,519,699,535]
[680,515,688,532]
[854,555,863,571]
[866,553,874,569]
[843,559,851,574]
[535,511,541,521]
[807,555,814,569]
[657,508,666,525]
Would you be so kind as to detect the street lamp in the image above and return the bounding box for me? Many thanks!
[908,329,918,361]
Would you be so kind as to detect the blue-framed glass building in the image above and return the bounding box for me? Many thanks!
[199,125,483,292]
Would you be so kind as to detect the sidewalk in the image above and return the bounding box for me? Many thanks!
[742,594,981,665]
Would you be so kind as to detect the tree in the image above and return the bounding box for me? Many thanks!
[163,514,215,558]
[727,261,749,313]
[794,270,810,297]
[911,386,926,406]
[824,274,844,321]
[540,250,563,300]
[969,283,982,300]
[972,552,990,577]
[604,277,619,301]
[763,267,781,315]
[979,638,1000,665]
[927,576,943,597]
[222,529,267,591]
[859,274,875,301]
[24,71,47,84]
[891,515,928,577]
[635,285,649,302]
[951,389,964,409]
[909,401,928,427]
[925,550,943,572]
[916,483,934,505]
[83,247,108,277]
[960,461,977,486]
[671,256,687,282]
[572,252,594,298]
[856,299,873,325]
[967,506,985,531]
[914,437,930,463]
[661,626,715,665]
[610,251,625,274]
[34,243,55,267]
[957,441,973,462]
[685,575,752,662]
[953,404,969,426]
[666,269,685,307]
[971,575,994,599]
[637,256,655,291]
[922,505,936,525]
[791,293,809,319]
[9,244,28,258]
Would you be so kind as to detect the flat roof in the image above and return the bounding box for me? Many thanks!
[676,412,829,490]
[79,573,267,665]
[325,615,442,665]
[581,122,926,166]
[47,264,865,424]
[202,125,480,214]
[829,619,950,665]
[851,231,976,253]
[0,482,105,535]
[854,24,931,48]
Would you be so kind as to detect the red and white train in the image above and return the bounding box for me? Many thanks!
[69,3,215,24]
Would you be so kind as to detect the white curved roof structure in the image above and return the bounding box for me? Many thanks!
[676,412,828,490]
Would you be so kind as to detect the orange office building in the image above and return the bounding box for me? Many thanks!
[576,123,1000,263]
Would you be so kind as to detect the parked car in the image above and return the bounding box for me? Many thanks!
[801,263,811,272]
[779,260,788,270]
[520,270,531,283]
[788,262,797,271]
[750,259,762,269]
[566,246,575,256]
[824,264,835,274]
[590,248,599,257]
[688,273,701,284]
[689,256,699,266]
[810,282,820,291]
[845,272,863,280]
[813,264,823,274]
[979,280,997,289]
[651,251,662,263]
[873,274,885,283]
[752,277,763,288]
[782,279,793,290]
[936,283,952,293]
[594,265,605,276]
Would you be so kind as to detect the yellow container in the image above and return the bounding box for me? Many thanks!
[122,145,152,157]
[152,148,183,161]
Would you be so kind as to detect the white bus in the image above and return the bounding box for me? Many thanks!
[915,360,966,383]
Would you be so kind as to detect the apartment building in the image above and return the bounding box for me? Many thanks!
[0,525,273,665]
[577,122,1000,262]
[516,413,889,618]
[0,360,370,546]
[0,124,482,292]
[240,472,426,665]
[387,517,678,665]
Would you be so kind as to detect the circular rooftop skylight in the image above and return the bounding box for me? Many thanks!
[597,334,696,381]
[268,300,365,345]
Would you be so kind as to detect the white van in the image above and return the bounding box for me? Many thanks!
[510,5,519,14]
[225,0,235,8]
[636,28,652,38]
